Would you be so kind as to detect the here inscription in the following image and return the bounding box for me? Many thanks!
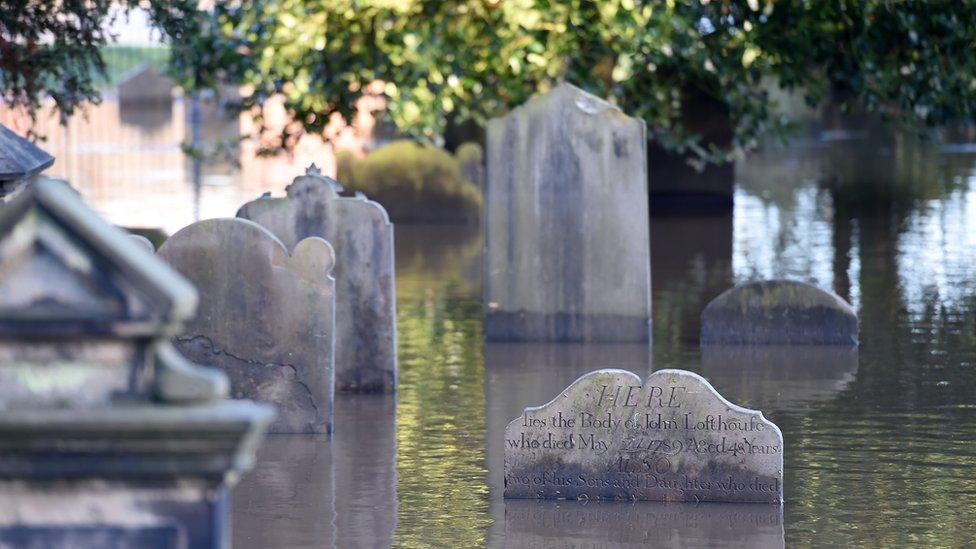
[503,369,783,503]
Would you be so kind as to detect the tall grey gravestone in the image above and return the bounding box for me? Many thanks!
[504,369,783,503]
[238,166,397,394]
[701,279,858,346]
[484,82,651,342]
[0,178,273,548]
[158,218,336,434]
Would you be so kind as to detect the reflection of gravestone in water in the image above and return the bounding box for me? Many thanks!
[158,218,336,433]
[332,394,398,547]
[232,395,397,547]
[484,83,651,342]
[505,369,783,503]
[700,345,858,413]
[238,166,397,393]
[233,436,336,548]
[701,280,858,346]
[504,499,784,549]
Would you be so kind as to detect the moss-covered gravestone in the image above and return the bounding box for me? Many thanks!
[484,83,651,342]
[158,218,336,434]
[504,369,783,503]
[238,166,397,394]
[0,178,273,547]
[701,280,858,345]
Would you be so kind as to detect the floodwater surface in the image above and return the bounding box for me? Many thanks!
[37,99,976,547]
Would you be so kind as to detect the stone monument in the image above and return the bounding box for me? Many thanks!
[484,82,651,342]
[238,165,397,394]
[504,369,783,503]
[701,279,858,345]
[157,218,336,434]
[0,178,273,547]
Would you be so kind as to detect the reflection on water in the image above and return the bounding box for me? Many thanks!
[699,345,858,414]
[16,97,976,546]
[504,500,784,549]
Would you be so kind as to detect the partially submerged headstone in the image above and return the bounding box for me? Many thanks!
[158,218,336,433]
[701,280,858,345]
[0,124,54,198]
[238,165,397,393]
[484,82,651,342]
[0,178,273,547]
[504,369,783,503]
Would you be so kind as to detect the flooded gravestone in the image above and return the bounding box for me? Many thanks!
[701,279,858,345]
[238,166,397,393]
[158,218,336,433]
[484,83,651,342]
[504,369,783,503]
[0,179,273,547]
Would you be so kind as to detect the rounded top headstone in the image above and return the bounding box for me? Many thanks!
[701,279,858,346]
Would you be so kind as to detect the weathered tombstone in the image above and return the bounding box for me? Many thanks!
[238,165,397,393]
[504,369,783,503]
[0,178,273,547]
[503,500,785,548]
[701,280,858,345]
[484,342,650,542]
[157,217,336,433]
[0,123,54,198]
[484,82,651,342]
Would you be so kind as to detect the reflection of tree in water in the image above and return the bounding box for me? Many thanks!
[780,142,976,546]
[393,290,490,547]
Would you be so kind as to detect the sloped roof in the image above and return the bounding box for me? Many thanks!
[0,124,54,181]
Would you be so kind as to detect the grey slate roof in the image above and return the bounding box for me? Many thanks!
[0,123,54,181]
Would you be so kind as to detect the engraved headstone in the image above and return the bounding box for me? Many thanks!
[0,178,273,548]
[504,369,783,503]
[484,82,651,342]
[701,280,858,345]
[238,165,397,393]
[157,218,336,433]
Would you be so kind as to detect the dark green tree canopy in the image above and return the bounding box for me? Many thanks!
[0,0,197,125]
[4,1,975,163]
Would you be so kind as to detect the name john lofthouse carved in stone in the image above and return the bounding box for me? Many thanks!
[504,369,783,503]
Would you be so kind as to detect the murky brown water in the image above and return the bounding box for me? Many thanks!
[25,99,976,547]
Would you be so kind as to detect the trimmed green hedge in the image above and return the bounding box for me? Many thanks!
[337,140,482,224]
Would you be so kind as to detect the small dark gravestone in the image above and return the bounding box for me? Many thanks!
[701,280,858,345]
[504,369,783,503]
[0,178,273,548]
[484,82,651,342]
[238,165,397,394]
[158,218,336,434]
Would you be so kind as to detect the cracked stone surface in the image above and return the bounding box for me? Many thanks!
[504,369,783,503]
[158,218,336,433]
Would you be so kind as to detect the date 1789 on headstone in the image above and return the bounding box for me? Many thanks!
[504,369,783,503]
